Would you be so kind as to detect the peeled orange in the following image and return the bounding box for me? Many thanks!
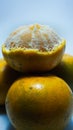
[2,24,66,72]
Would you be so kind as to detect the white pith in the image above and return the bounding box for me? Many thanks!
[4,24,62,52]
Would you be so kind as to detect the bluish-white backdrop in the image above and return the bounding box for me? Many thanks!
[0,0,73,57]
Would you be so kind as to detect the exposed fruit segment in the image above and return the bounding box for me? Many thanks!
[2,24,66,72]
[4,24,62,52]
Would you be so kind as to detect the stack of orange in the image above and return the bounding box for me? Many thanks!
[0,24,73,130]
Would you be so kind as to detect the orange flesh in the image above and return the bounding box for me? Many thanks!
[4,24,62,52]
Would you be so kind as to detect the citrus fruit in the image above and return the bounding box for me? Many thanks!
[0,58,21,105]
[5,75,73,130]
[50,54,73,91]
[2,24,66,72]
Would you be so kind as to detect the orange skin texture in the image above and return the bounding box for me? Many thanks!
[2,40,65,73]
[50,54,73,91]
[0,59,21,105]
[6,75,73,130]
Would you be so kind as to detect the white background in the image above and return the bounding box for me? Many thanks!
[0,0,73,57]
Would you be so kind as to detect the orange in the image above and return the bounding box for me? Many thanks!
[2,24,66,72]
[50,54,73,91]
[0,58,21,105]
[5,75,73,130]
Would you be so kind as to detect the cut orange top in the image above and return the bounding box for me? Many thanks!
[2,24,66,72]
